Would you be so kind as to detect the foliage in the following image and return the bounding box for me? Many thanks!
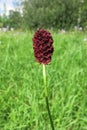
[0,31,87,129]
[80,0,87,27]
[0,16,3,28]
[0,0,87,29]
[22,0,83,29]
[8,10,22,29]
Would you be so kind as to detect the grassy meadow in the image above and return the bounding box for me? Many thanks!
[0,31,87,130]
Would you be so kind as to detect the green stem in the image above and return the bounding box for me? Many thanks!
[43,64,55,130]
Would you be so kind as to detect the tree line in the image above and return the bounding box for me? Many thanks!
[0,0,87,30]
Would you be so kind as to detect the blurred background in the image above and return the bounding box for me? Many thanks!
[0,0,87,31]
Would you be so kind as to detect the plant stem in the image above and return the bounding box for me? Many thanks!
[42,64,55,130]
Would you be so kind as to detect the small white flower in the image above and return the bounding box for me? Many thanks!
[79,27,82,30]
[83,38,87,42]
[11,27,14,31]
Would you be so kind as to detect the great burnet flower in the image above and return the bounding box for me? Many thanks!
[32,29,54,65]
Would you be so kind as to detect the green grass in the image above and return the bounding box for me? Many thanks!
[0,31,87,130]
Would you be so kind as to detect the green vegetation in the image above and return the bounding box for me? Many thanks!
[23,0,87,30]
[0,31,87,130]
[0,0,87,30]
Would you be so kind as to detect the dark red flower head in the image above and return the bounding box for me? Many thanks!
[32,29,54,65]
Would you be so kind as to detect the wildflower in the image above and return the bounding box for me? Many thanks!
[10,27,14,31]
[79,27,82,31]
[32,29,54,65]
[83,38,87,42]
[32,29,55,130]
